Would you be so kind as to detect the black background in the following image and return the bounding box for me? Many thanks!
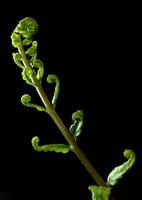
[0,4,141,200]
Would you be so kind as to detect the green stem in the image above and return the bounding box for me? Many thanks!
[17,42,107,187]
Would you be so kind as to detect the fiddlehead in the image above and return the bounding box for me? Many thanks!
[26,41,44,82]
[88,146,136,199]
[69,110,84,140]
[21,94,47,112]
[11,17,44,87]
[32,136,70,154]
[107,149,136,186]
[12,17,108,199]
[21,67,35,86]
[12,53,24,69]
[13,17,38,44]
[47,74,60,108]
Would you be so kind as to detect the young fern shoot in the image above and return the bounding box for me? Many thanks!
[12,17,136,200]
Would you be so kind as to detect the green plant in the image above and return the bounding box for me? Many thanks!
[11,17,136,200]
